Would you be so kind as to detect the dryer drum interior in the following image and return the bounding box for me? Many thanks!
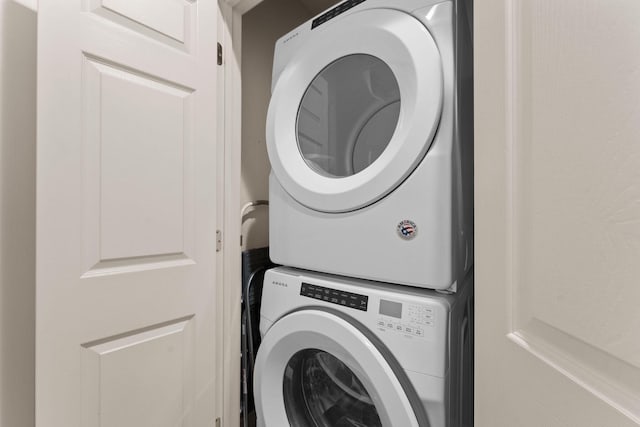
[296,54,401,179]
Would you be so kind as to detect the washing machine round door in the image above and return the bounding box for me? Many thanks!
[266,8,443,213]
[253,309,430,427]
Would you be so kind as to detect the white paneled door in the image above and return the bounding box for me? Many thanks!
[36,1,220,426]
[475,0,640,426]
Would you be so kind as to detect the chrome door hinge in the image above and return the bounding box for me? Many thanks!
[217,43,223,65]
[216,230,223,252]
[215,417,221,427]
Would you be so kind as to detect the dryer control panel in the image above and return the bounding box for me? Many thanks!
[311,0,368,29]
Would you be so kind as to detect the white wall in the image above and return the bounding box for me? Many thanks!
[0,0,36,426]
[240,0,313,250]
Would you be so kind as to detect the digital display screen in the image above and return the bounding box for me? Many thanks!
[379,300,402,319]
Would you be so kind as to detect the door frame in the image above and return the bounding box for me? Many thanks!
[218,1,264,425]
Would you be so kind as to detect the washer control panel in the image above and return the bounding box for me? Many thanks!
[376,300,435,338]
[300,282,368,311]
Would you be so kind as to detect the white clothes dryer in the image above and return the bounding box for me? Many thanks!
[267,0,474,291]
[253,267,473,427]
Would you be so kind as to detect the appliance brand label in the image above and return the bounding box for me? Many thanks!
[282,32,299,44]
[397,220,418,240]
[272,280,288,288]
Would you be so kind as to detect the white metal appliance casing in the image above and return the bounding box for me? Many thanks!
[254,267,473,427]
[268,0,474,291]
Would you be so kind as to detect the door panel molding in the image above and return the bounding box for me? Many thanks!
[81,316,195,427]
[476,0,640,425]
[83,0,196,51]
[503,1,640,422]
[81,53,196,274]
[509,321,640,423]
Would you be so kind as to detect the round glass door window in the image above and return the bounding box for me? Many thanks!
[283,349,382,427]
[296,54,401,178]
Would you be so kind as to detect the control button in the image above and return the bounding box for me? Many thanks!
[405,326,413,334]
[395,324,403,332]
[415,329,423,337]
[386,322,394,329]
[377,320,385,327]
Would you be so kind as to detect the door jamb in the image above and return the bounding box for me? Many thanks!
[219,0,266,425]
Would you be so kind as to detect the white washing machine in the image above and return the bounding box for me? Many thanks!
[267,0,474,291]
[253,267,473,427]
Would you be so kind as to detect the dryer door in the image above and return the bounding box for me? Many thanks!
[253,309,430,427]
[266,8,443,212]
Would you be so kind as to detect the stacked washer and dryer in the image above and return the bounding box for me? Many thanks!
[254,0,474,426]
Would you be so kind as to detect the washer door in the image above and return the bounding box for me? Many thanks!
[267,8,443,212]
[253,309,429,427]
